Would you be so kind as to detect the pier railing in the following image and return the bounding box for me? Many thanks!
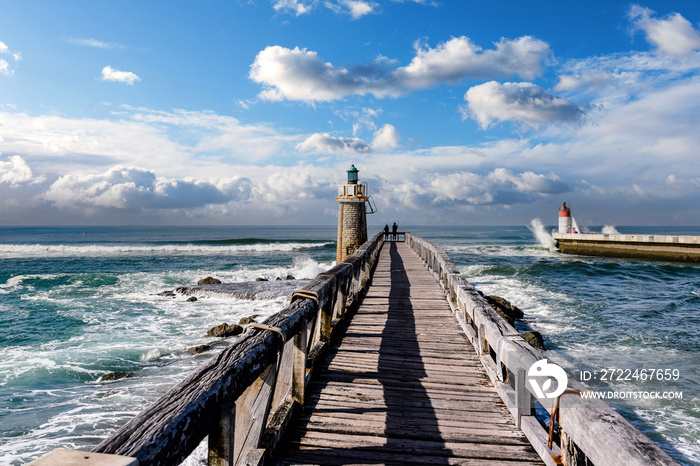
[382,231,405,242]
[86,232,384,465]
[406,233,678,466]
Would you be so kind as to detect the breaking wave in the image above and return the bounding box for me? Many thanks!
[602,225,620,235]
[0,241,335,259]
[528,218,556,251]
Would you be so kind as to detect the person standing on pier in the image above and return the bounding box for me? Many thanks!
[392,222,398,241]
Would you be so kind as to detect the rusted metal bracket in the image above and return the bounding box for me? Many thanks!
[547,388,594,449]
[289,290,319,308]
[243,323,286,343]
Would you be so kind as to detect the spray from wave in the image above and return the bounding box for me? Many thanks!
[528,218,557,251]
[602,225,620,235]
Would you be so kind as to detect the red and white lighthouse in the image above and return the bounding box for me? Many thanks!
[558,202,579,233]
[558,202,571,233]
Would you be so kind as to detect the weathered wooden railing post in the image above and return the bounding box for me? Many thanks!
[332,275,348,322]
[514,367,533,429]
[233,362,277,464]
[208,400,235,465]
[478,323,487,356]
[292,321,307,405]
[320,297,333,343]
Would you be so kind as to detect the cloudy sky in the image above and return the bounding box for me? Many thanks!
[1,1,700,227]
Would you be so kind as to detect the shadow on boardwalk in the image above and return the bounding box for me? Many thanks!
[379,241,452,463]
[273,241,452,465]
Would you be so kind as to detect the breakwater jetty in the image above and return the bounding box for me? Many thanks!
[553,201,700,263]
[552,232,700,263]
[31,231,678,466]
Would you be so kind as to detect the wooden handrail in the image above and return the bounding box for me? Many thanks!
[87,231,385,466]
[405,233,679,466]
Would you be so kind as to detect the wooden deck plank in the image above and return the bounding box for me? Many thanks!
[272,242,543,465]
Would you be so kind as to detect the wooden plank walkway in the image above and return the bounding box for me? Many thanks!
[274,241,543,465]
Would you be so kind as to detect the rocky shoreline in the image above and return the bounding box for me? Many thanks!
[484,294,546,350]
[99,277,302,383]
[159,278,310,301]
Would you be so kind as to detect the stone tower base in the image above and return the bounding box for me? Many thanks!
[336,201,367,263]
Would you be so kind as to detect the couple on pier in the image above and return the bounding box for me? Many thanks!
[384,222,398,241]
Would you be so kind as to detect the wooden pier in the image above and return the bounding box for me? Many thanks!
[32,232,679,466]
[277,241,542,464]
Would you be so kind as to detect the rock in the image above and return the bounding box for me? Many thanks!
[98,372,134,382]
[188,344,212,355]
[522,331,546,350]
[485,295,525,325]
[238,315,259,326]
[285,275,296,280]
[157,290,176,297]
[276,277,282,280]
[198,277,222,285]
[255,277,268,281]
[206,323,243,338]
[186,296,198,302]
[175,280,310,301]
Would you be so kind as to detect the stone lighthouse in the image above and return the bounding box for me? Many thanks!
[336,164,369,263]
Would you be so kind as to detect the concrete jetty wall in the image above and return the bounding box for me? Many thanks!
[552,232,700,263]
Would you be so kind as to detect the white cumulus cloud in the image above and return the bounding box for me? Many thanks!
[250,36,551,102]
[295,124,399,154]
[378,168,570,210]
[0,40,21,76]
[462,81,585,129]
[429,169,569,205]
[273,0,377,18]
[101,65,140,85]
[43,165,250,210]
[372,124,400,149]
[334,0,377,19]
[272,0,315,16]
[629,4,700,56]
[297,133,371,154]
[397,36,550,87]
[0,155,43,187]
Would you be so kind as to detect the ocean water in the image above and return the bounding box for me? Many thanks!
[1,225,698,465]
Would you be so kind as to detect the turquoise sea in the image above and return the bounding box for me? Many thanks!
[0,225,698,464]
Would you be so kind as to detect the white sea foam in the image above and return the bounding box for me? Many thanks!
[458,264,581,338]
[0,274,61,293]
[602,225,620,235]
[0,283,290,464]
[0,241,333,259]
[528,218,557,251]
